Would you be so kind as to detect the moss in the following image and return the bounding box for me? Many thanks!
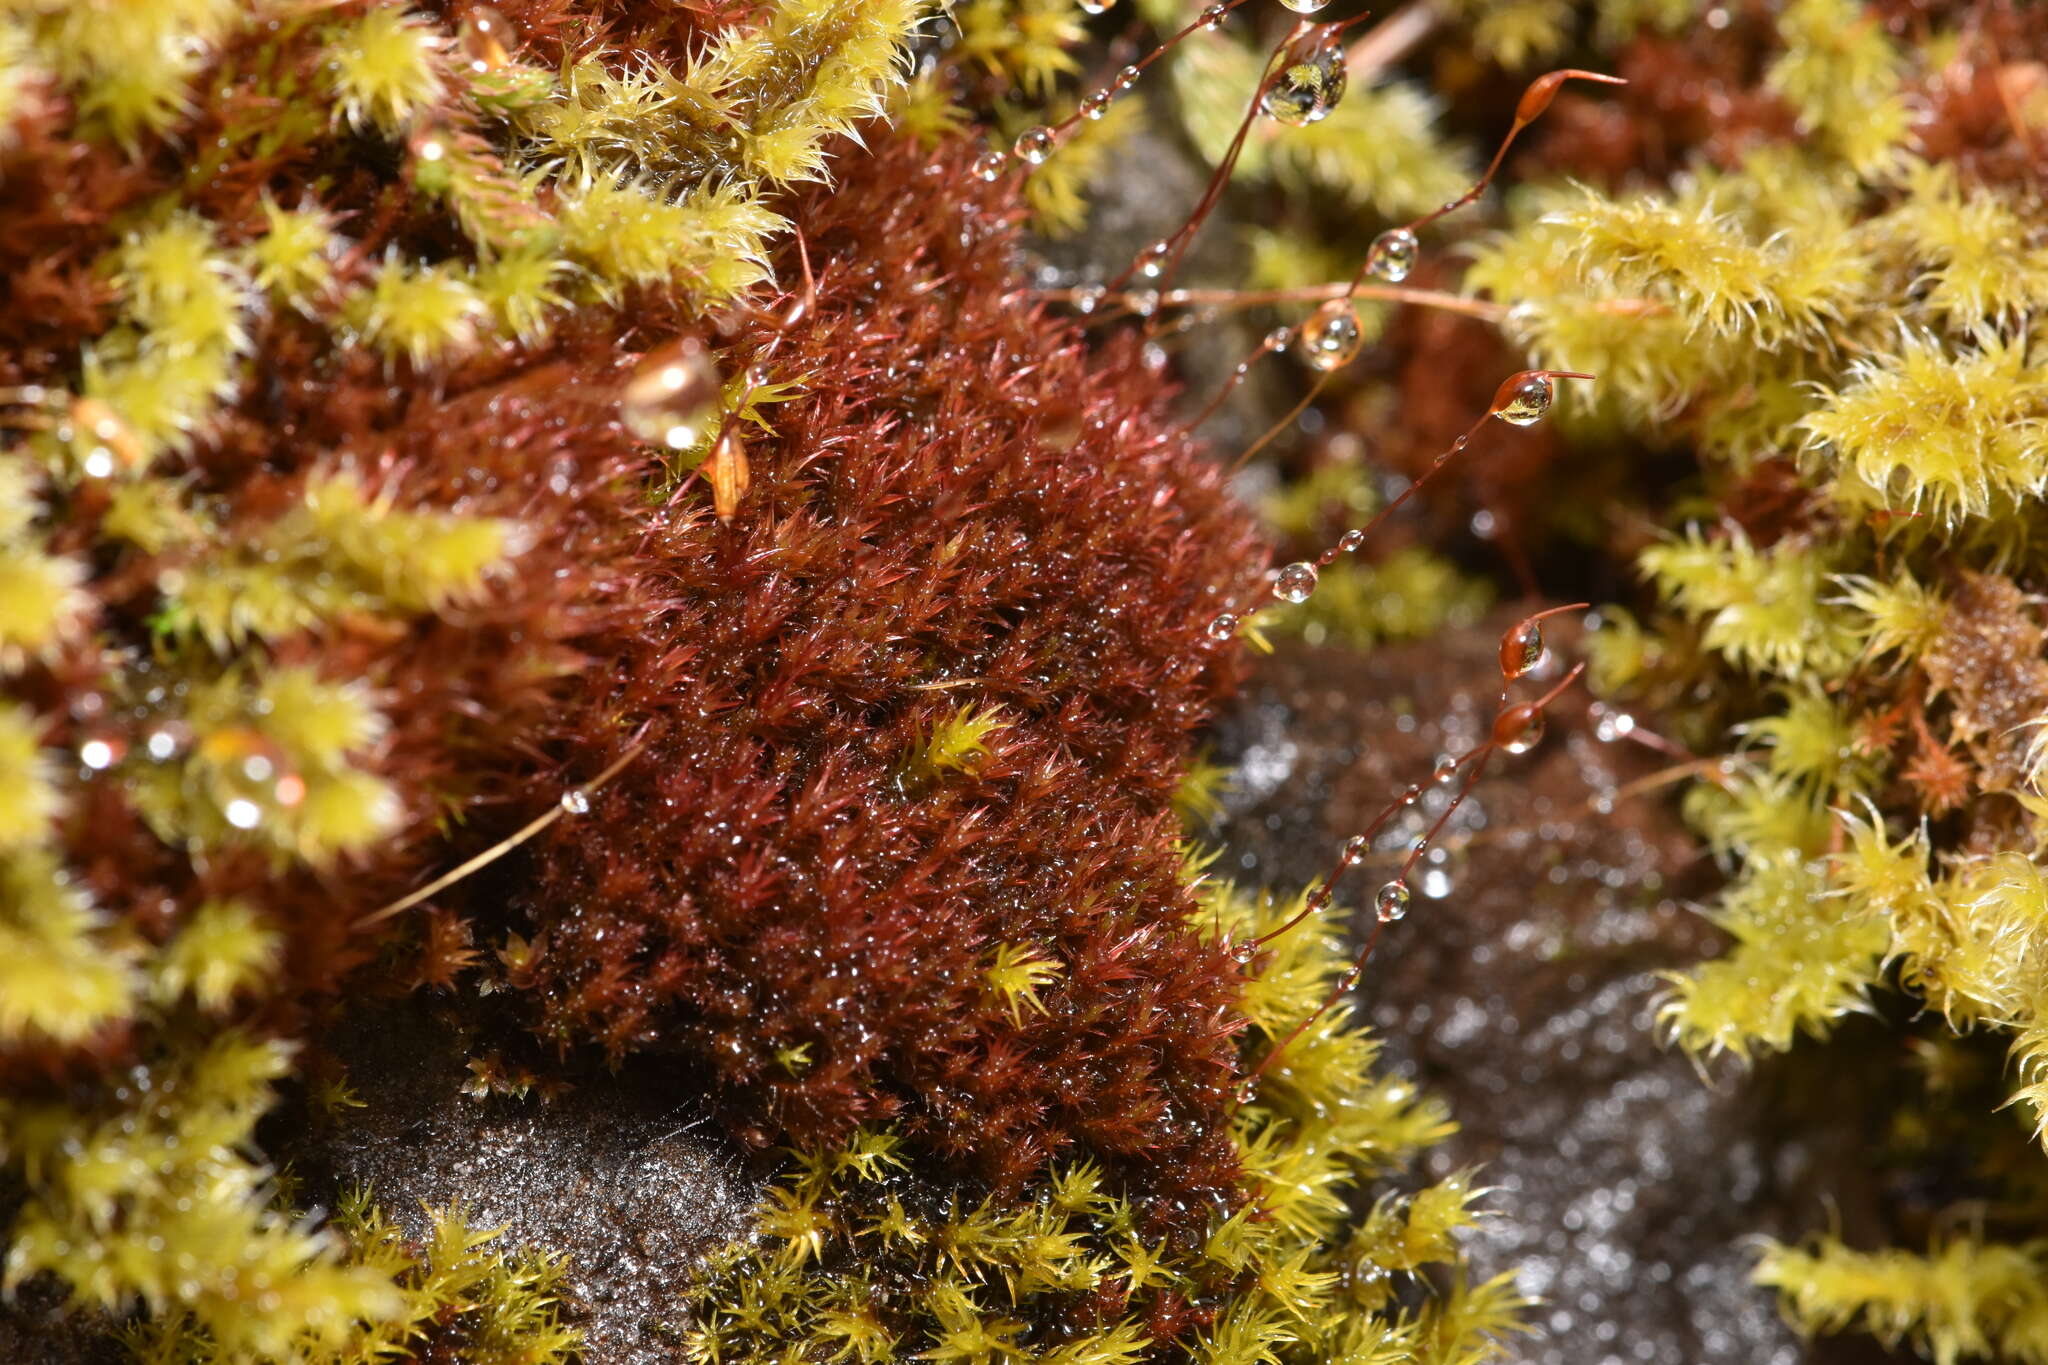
[0,0,971,1354]
[1451,2,2048,1357]
[22,0,2033,1359]
[683,881,1523,1365]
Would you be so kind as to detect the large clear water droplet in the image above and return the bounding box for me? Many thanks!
[1295,299,1362,372]
[1273,561,1319,604]
[621,337,719,449]
[1500,619,1544,680]
[1135,240,1172,279]
[1338,528,1365,553]
[1260,25,1348,127]
[972,149,1009,181]
[1368,226,1418,282]
[1342,834,1368,860]
[1375,881,1411,921]
[459,5,514,69]
[1013,126,1055,164]
[1277,0,1331,11]
[1207,612,1240,641]
[1199,4,1228,29]
[1493,372,1555,425]
[1494,703,1546,755]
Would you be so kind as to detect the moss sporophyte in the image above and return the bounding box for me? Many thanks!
[8,0,2048,1363]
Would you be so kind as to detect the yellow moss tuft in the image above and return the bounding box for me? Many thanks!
[556,176,779,301]
[0,542,90,671]
[0,850,140,1048]
[981,941,1062,1024]
[906,703,1011,784]
[341,256,489,366]
[1756,1234,2048,1365]
[1641,528,1859,680]
[1800,330,2048,526]
[1656,852,1888,1063]
[323,7,448,136]
[246,197,340,309]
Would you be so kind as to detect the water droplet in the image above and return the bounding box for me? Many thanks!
[1199,3,1228,29]
[1368,227,1418,282]
[224,798,262,830]
[972,149,1009,181]
[1343,834,1368,860]
[1277,0,1331,10]
[1493,372,1555,425]
[1401,783,1422,806]
[1338,528,1365,553]
[621,337,719,449]
[1494,703,1546,755]
[1127,289,1160,318]
[1207,612,1240,641]
[1135,240,1172,279]
[1079,89,1112,120]
[1260,25,1348,126]
[1295,299,1362,372]
[79,737,122,771]
[459,5,514,70]
[144,725,188,762]
[1375,881,1411,921]
[1114,64,1142,92]
[560,789,591,815]
[1013,126,1055,164]
[1432,756,1459,784]
[1073,283,1107,314]
[1079,0,1114,12]
[1591,704,1636,743]
[1272,561,1318,604]
[1500,619,1544,680]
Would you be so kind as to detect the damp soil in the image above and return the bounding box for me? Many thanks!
[1209,618,1913,1365]
[278,1001,767,1365]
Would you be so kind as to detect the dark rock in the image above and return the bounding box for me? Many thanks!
[1210,620,1899,1365]
[0,1276,127,1365]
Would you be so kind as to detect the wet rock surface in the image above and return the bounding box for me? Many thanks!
[0,1277,125,1365]
[284,1001,765,1365]
[1210,621,1900,1365]
[1024,122,1294,454]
